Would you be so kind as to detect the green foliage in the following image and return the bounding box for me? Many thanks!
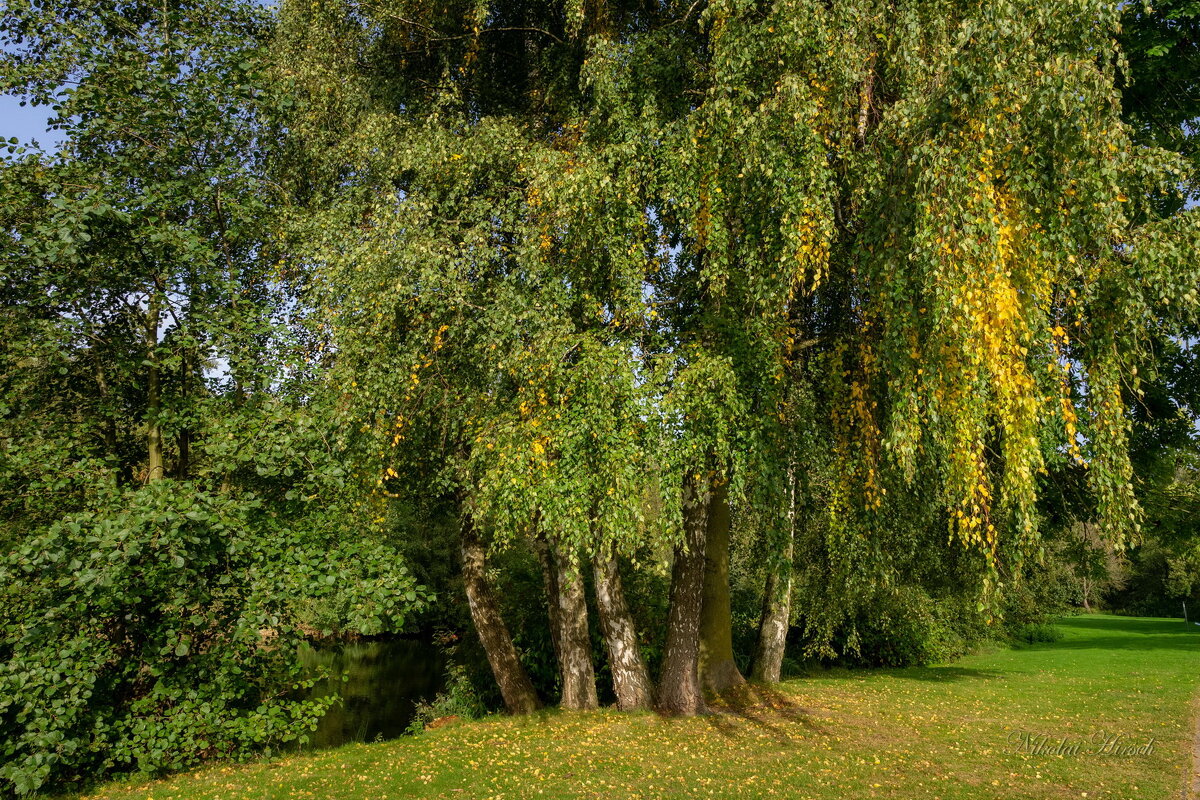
[0,0,1194,785]
[0,0,286,503]
[1120,0,1200,210]
[0,263,426,786]
[1107,455,1200,616]
[0,482,426,796]
[0,0,433,780]
[276,0,1200,631]
[999,546,1080,625]
[827,588,985,668]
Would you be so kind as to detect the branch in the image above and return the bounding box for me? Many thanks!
[378,12,566,46]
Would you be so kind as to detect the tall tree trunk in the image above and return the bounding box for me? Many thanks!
[553,545,599,710]
[699,476,745,693]
[460,512,540,714]
[751,464,796,683]
[535,532,598,710]
[656,471,709,716]
[144,293,164,484]
[533,534,564,669]
[593,547,653,711]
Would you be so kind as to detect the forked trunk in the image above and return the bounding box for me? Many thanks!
[656,470,709,716]
[593,548,653,710]
[699,477,745,693]
[534,534,564,667]
[460,513,540,714]
[535,531,598,710]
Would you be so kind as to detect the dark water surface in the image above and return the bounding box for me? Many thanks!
[299,638,444,749]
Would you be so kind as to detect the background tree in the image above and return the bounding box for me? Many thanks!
[0,2,430,794]
[0,0,278,502]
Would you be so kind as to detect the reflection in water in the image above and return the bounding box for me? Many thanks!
[298,638,444,749]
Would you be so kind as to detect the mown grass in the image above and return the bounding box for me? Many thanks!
[85,614,1200,800]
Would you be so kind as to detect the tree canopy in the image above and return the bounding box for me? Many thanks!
[2,0,1198,794]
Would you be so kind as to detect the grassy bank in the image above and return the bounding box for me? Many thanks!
[85,614,1200,800]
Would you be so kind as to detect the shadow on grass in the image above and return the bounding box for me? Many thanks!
[1048,614,1200,652]
[689,616,1197,743]
[701,681,831,743]
[889,665,1006,682]
[798,664,1005,684]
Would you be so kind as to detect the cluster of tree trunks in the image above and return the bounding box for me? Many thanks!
[459,468,795,716]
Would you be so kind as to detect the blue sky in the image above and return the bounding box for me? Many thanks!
[0,94,62,149]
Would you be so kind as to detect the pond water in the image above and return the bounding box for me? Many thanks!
[298,638,445,749]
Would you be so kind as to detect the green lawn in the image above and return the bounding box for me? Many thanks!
[86,614,1200,800]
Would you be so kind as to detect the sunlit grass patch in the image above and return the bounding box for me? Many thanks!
[83,615,1200,800]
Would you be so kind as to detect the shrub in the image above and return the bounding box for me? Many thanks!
[405,662,488,735]
[0,483,428,796]
[831,586,999,668]
[1011,622,1063,644]
[406,632,487,735]
[847,587,948,667]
